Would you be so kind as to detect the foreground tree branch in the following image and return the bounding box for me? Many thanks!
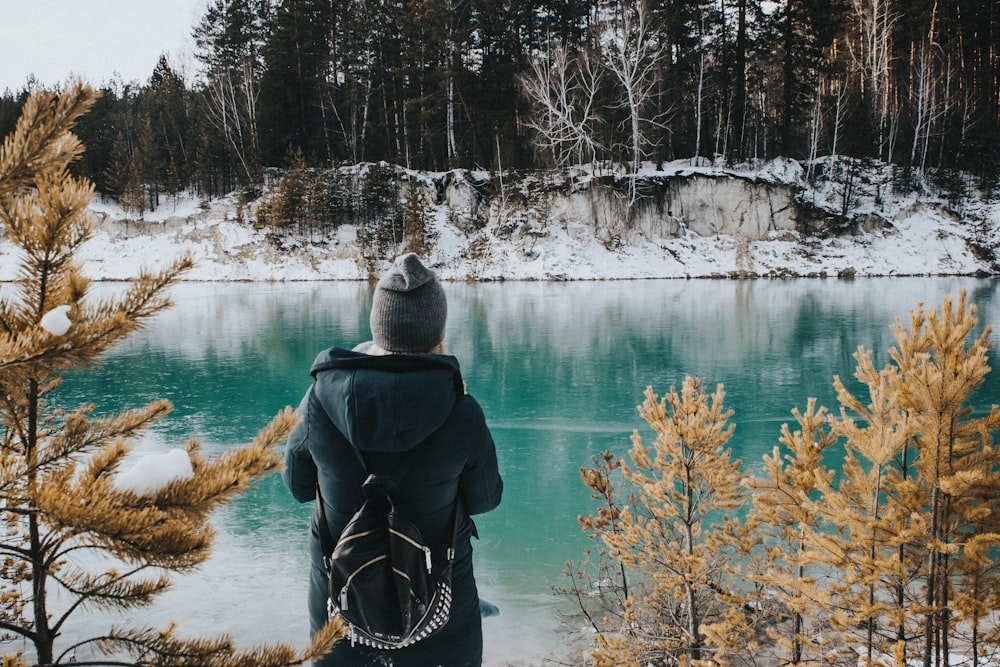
[0,83,342,667]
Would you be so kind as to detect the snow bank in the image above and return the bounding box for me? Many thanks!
[1,160,995,282]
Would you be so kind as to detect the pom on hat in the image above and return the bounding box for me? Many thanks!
[370,254,447,353]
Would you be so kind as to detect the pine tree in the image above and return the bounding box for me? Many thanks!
[104,130,141,221]
[745,399,840,665]
[751,292,1000,667]
[884,292,1000,667]
[647,0,714,161]
[258,0,336,165]
[135,118,159,213]
[141,56,192,200]
[70,87,121,194]
[0,84,343,666]
[768,0,847,158]
[574,379,759,667]
[795,351,922,666]
[400,186,436,256]
[361,162,403,256]
[398,0,474,170]
[256,148,308,236]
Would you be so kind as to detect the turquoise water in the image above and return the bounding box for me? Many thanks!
[39,278,1000,665]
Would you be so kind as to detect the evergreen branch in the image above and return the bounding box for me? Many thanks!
[0,542,33,559]
[50,566,171,637]
[54,632,160,666]
[0,83,94,198]
[0,304,14,335]
[65,255,196,366]
[51,526,210,574]
[92,626,235,665]
[0,255,193,377]
[61,623,340,667]
[0,352,55,374]
[31,402,171,481]
[0,619,36,643]
[0,384,30,449]
[46,659,137,667]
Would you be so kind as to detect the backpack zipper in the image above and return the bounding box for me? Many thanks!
[388,528,434,572]
[341,554,387,610]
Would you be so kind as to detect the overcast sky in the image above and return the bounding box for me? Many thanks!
[0,0,207,92]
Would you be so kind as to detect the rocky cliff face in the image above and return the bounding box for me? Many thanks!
[396,162,991,279]
[437,167,804,244]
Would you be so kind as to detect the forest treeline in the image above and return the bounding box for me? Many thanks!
[1,0,998,211]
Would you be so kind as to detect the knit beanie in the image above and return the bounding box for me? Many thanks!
[369,253,447,353]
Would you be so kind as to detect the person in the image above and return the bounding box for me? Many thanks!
[282,253,504,667]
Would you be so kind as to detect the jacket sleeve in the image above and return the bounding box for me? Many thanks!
[282,385,319,503]
[458,397,503,516]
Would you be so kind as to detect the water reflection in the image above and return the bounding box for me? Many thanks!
[37,277,1000,666]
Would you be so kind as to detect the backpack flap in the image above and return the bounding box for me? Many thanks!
[326,495,400,633]
[387,507,436,628]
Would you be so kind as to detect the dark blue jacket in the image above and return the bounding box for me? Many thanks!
[282,347,503,666]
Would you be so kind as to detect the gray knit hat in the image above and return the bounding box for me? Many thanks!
[370,253,447,353]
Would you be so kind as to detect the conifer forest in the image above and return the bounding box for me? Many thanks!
[0,0,998,205]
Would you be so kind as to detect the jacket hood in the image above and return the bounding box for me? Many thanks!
[309,347,464,453]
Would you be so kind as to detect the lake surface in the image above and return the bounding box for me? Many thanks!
[16,277,1000,666]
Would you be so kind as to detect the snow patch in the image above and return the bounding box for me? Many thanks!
[114,448,194,496]
[40,305,72,335]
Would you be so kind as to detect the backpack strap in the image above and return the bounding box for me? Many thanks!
[347,440,420,490]
[444,496,461,566]
[315,443,421,569]
[315,486,336,571]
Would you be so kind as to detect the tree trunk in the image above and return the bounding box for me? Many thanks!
[924,485,939,667]
[734,0,747,162]
[684,460,701,661]
[781,0,796,155]
[27,378,54,664]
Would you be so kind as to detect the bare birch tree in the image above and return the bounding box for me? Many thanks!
[848,0,897,162]
[830,76,848,158]
[693,12,710,165]
[600,0,668,207]
[203,61,261,184]
[909,5,954,174]
[519,44,603,168]
[806,87,824,179]
[193,0,266,184]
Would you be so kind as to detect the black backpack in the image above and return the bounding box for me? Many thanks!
[316,445,460,650]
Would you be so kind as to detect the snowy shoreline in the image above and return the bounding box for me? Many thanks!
[2,161,998,283]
